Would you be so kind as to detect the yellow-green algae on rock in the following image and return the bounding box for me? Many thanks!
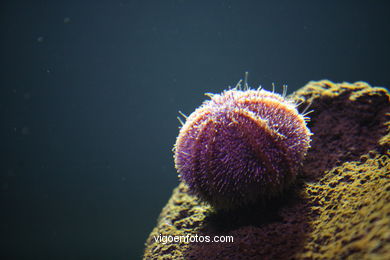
[144,81,390,260]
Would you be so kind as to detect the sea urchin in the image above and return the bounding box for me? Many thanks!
[174,75,312,209]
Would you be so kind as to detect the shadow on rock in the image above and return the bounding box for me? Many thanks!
[185,186,313,259]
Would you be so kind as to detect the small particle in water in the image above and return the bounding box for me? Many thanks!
[24,92,31,100]
[2,182,9,191]
[21,126,30,135]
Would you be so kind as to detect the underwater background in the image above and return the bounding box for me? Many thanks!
[1,1,389,259]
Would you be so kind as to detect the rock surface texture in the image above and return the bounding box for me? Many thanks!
[144,81,390,260]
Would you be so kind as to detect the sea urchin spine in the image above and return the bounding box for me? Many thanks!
[174,77,312,209]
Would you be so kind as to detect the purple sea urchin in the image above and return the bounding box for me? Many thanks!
[174,76,312,209]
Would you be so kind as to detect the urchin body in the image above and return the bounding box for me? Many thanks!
[174,86,311,209]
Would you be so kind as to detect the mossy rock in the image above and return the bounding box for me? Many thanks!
[144,81,390,260]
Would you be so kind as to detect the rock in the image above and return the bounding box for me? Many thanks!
[144,80,390,259]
